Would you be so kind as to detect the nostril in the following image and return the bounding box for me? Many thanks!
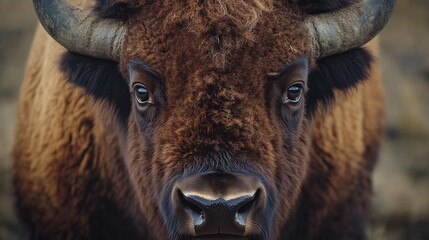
[177,190,205,226]
[173,173,267,236]
[236,190,261,226]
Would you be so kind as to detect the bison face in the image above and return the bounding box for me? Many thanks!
[118,2,313,239]
[43,0,394,239]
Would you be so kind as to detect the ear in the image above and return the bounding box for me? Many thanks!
[305,48,373,116]
[94,0,140,20]
[60,52,131,125]
[292,0,358,14]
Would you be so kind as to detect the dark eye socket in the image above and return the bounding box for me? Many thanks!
[134,85,150,105]
[285,83,304,104]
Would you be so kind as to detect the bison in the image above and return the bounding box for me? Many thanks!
[13,0,395,239]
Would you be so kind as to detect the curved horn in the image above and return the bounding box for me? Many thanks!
[305,0,396,59]
[33,0,125,61]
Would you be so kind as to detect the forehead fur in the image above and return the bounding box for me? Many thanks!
[158,0,274,69]
[160,0,273,39]
[122,1,310,71]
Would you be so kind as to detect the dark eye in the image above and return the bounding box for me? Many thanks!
[285,83,304,104]
[134,85,150,105]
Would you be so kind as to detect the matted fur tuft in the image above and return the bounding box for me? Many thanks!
[163,0,273,37]
[158,0,274,69]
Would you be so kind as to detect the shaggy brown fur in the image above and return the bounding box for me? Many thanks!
[13,0,384,239]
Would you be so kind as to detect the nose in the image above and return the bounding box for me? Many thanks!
[172,172,266,236]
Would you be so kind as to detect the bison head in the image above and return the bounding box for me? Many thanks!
[34,0,394,239]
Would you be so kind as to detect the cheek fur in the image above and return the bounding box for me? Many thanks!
[125,119,171,238]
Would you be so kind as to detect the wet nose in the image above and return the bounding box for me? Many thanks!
[172,172,266,236]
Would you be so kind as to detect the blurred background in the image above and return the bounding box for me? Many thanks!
[0,0,428,239]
